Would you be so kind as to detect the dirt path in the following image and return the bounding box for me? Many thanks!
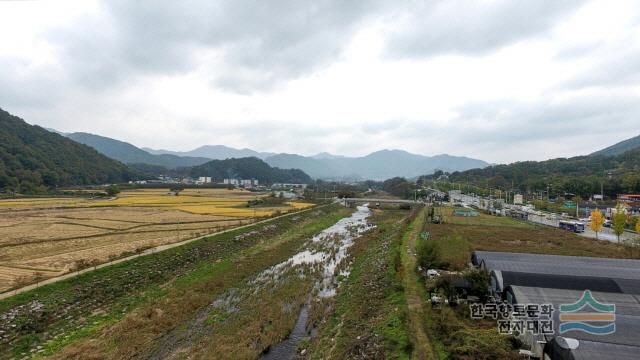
[401,208,434,360]
[0,204,328,301]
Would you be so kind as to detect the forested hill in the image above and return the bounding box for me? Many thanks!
[0,108,135,193]
[184,157,312,184]
[437,149,640,198]
[590,134,640,157]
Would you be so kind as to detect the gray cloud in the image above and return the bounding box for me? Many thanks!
[49,0,385,93]
[562,48,640,89]
[45,0,591,93]
[0,58,64,109]
[385,0,586,58]
[432,94,640,162]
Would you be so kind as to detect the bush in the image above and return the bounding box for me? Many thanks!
[106,185,120,197]
[417,235,471,271]
[464,270,490,302]
[417,238,444,269]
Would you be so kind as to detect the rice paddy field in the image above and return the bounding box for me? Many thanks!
[0,188,314,292]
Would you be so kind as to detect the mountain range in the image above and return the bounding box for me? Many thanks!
[67,132,211,168]
[264,151,488,180]
[143,145,275,160]
[63,133,490,180]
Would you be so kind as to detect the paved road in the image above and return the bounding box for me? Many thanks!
[579,226,636,243]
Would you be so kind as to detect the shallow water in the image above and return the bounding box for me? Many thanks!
[260,304,310,360]
[150,205,374,360]
[259,205,373,359]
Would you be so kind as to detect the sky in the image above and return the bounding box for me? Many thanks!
[0,0,639,164]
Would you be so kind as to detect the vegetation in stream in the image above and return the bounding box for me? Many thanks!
[307,209,413,359]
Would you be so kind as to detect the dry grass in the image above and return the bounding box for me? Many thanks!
[0,189,315,292]
[429,217,635,259]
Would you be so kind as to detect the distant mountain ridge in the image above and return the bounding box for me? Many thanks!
[48,130,490,180]
[144,145,275,160]
[66,133,211,169]
[590,134,640,157]
[0,108,134,192]
[265,149,489,180]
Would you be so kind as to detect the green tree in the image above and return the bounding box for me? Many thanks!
[106,185,121,197]
[612,204,627,243]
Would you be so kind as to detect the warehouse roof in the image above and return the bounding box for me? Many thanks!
[473,251,640,280]
[545,338,640,360]
[490,270,640,295]
[506,286,640,347]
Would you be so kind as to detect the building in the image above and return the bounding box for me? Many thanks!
[473,251,640,283]
[513,194,524,205]
[223,178,258,188]
[271,183,307,189]
[240,179,258,187]
[223,178,239,186]
[472,251,640,359]
[196,176,212,185]
[618,194,640,204]
[505,286,640,360]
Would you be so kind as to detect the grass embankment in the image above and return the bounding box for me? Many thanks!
[0,204,350,360]
[307,209,413,359]
[442,208,535,229]
[431,205,635,259]
[400,207,435,360]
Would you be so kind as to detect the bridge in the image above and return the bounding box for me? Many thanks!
[341,198,419,206]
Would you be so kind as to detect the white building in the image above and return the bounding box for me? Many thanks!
[196,176,212,185]
[513,194,523,205]
[223,179,258,188]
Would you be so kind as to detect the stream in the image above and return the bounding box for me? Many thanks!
[148,205,373,360]
[259,204,373,359]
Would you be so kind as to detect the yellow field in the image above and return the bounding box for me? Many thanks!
[0,188,315,292]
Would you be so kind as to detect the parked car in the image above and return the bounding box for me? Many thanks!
[604,220,612,227]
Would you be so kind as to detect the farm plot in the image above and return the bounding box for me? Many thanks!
[0,189,314,292]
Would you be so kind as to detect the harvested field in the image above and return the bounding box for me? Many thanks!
[0,204,347,360]
[430,208,636,259]
[0,189,314,292]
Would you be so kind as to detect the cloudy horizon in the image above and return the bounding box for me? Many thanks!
[1,0,639,164]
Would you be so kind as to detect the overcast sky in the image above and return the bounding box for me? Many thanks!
[1,0,639,164]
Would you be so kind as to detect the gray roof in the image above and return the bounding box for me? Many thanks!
[569,341,640,360]
[474,251,640,280]
[491,270,640,295]
[508,286,640,348]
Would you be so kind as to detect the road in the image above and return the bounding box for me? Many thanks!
[579,225,636,243]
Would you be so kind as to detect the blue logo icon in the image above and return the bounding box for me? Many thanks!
[559,290,615,335]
